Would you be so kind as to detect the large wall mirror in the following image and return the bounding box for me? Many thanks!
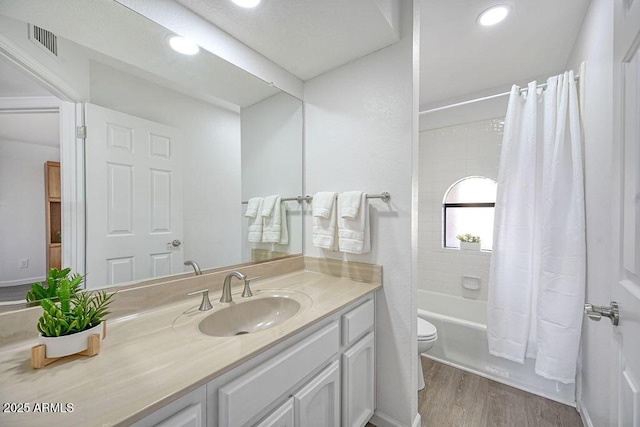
[0,0,303,308]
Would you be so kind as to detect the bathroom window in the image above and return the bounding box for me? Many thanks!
[443,176,497,250]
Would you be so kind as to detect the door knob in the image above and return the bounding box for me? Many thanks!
[584,301,619,326]
[168,239,182,247]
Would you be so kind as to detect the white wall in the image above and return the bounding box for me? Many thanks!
[418,117,502,302]
[304,1,418,425]
[241,92,303,259]
[0,138,59,286]
[0,14,89,100]
[89,62,243,272]
[565,0,615,425]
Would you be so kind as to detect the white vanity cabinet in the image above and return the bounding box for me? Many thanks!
[341,299,375,427]
[131,385,206,427]
[293,359,341,426]
[254,398,295,427]
[342,332,375,427]
[134,294,375,427]
[256,360,341,427]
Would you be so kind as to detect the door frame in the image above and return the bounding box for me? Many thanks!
[0,33,86,277]
[611,0,640,425]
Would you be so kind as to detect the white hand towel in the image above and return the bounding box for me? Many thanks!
[261,195,279,218]
[246,198,264,243]
[338,192,370,254]
[312,192,338,250]
[313,192,337,218]
[244,197,262,218]
[338,191,362,219]
[262,197,289,244]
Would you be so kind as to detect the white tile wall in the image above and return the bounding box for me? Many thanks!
[418,117,504,301]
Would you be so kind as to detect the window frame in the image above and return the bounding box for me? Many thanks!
[442,202,496,249]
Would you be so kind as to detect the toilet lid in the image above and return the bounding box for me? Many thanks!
[418,318,437,339]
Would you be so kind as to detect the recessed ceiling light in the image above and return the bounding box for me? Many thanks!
[477,5,510,26]
[168,36,199,55]
[231,0,262,8]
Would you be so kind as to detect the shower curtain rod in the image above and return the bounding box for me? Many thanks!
[419,74,580,115]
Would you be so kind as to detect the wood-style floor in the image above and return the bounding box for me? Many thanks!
[418,358,583,427]
[368,358,583,427]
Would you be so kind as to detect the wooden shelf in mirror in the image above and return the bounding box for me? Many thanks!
[45,161,62,271]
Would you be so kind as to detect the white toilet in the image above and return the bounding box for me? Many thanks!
[417,317,438,391]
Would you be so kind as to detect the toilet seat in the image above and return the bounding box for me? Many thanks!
[418,318,437,341]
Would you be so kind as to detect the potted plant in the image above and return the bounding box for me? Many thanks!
[457,233,481,250]
[26,267,82,303]
[28,269,114,358]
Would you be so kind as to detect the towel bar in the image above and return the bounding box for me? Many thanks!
[241,196,309,205]
[241,192,391,204]
[303,192,391,203]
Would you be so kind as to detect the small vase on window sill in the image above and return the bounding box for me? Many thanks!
[460,241,481,251]
[457,233,481,251]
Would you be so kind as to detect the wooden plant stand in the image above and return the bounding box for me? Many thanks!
[31,322,107,369]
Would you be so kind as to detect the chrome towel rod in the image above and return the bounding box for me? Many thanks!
[241,196,308,205]
[241,192,391,204]
[305,192,391,203]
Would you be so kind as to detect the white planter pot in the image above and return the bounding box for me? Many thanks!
[460,241,481,251]
[39,323,104,358]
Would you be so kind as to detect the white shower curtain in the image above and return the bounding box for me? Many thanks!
[487,71,585,384]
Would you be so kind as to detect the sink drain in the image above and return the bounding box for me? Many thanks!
[235,331,249,336]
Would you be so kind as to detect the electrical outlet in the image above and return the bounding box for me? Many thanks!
[19,259,29,269]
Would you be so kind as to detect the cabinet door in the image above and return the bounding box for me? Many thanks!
[255,398,294,427]
[342,332,375,427]
[154,403,202,427]
[131,386,205,427]
[46,161,61,199]
[294,360,340,427]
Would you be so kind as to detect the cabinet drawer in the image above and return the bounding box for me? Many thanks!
[341,299,374,347]
[218,321,339,426]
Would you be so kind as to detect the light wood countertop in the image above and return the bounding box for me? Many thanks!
[0,270,380,426]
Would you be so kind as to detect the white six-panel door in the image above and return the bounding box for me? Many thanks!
[85,104,183,288]
[613,0,640,425]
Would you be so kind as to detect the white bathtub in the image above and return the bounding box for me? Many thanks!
[417,289,576,406]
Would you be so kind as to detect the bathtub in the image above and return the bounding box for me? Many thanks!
[417,289,576,406]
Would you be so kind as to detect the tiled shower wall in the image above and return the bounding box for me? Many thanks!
[418,117,504,301]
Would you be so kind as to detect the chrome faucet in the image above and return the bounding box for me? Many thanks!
[220,271,246,303]
[184,260,202,276]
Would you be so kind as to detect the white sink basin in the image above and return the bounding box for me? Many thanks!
[172,290,311,338]
[198,296,301,337]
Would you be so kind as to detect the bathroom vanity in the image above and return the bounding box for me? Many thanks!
[0,258,380,427]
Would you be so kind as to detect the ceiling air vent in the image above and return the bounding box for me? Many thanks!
[29,24,58,58]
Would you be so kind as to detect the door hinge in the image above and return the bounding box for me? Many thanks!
[76,126,87,139]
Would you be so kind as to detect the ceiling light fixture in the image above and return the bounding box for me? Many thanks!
[477,5,510,26]
[231,0,262,8]
[168,36,199,55]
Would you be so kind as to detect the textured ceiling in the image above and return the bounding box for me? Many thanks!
[0,0,592,109]
[173,0,401,80]
[420,0,591,108]
[0,0,280,108]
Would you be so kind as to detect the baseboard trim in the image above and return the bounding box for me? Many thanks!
[370,410,420,427]
[577,398,594,427]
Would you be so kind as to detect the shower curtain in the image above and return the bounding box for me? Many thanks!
[487,71,585,384]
